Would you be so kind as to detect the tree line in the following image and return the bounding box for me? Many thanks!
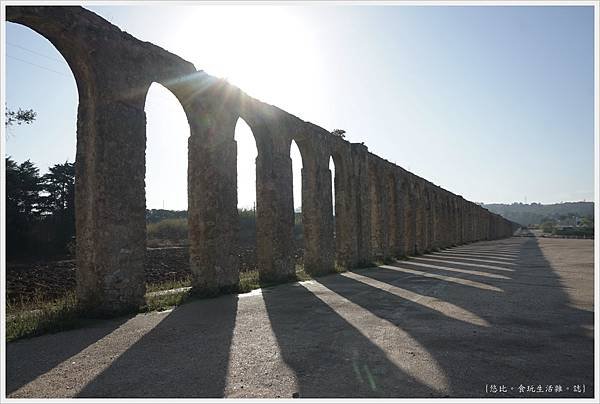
[6,157,75,259]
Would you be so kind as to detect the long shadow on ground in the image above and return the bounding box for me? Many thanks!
[260,281,442,398]
[315,237,593,398]
[6,316,131,395]
[76,295,238,397]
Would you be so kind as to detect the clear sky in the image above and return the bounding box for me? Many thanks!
[4,4,596,210]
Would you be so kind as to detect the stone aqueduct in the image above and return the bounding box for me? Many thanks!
[7,6,518,315]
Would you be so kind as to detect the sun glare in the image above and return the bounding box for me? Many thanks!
[167,5,322,211]
[172,6,321,107]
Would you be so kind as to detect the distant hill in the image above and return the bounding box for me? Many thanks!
[483,202,594,226]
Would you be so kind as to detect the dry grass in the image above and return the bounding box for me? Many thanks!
[7,262,358,342]
[6,291,81,342]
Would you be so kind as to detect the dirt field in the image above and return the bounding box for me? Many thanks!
[6,241,304,304]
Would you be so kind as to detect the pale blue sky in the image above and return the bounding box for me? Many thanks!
[4,5,595,210]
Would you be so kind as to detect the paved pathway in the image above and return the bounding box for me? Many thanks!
[5,237,594,398]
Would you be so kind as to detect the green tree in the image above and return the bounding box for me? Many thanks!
[580,216,594,228]
[5,157,44,257]
[331,129,346,138]
[5,108,36,126]
[540,220,555,234]
[40,162,75,214]
[40,162,76,253]
[7,158,43,217]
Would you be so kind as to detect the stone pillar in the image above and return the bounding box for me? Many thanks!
[465,203,473,242]
[466,204,471,242]
[469,202,477,242]
[477,207,482,240]
[457,199,464,245]
[444,195,456,248]
[351,144,371,265]
[368,156,385,261]
[440,196,449,249]
[331,147,358,269]
[241,103,296,283]
[74,90,148,315]
[452,198,463,245]
[5,6,193,315]
[469,207,477,242]
[387,170,403,258]
[423,188,430,252]
[450,198,458,246]
[300,144,335,276]
[436,195,443,249]
[424,188,434,251]
[481,210,486,240]
[188,103,240,294]
[414,182,426,254]
[256,146,295,283]
[400,177,415,257]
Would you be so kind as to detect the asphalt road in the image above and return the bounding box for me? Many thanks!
[5,237,595,398]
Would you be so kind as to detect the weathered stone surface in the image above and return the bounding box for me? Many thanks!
[7,5,519,313]
[413,181,426,254]
[239,101,297,283]
[295,128,335,276]
[187,80,241,294]
[7,5,196,315]
[350,144,372,266]
[399,174,416,256]
[330,140,357,268]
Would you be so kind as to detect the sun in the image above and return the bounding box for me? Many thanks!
[165,5,325,210]
[171,5,322,109]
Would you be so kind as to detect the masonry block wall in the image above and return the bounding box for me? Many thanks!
[7,6,520,315]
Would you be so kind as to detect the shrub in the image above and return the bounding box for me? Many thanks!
[147,218,188,241]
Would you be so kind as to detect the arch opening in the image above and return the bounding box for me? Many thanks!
[330,152,350,268]
[329,155,336,234]
[291,139,304,271]
[144,82,191,289]
[5,22,79,304]
[234,117,259,273]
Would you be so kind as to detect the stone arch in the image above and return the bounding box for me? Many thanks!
[165,77,240,295]
[234,116,260,273]
[144,82,191,212]
[449,195,456,246]
[8,6,203,314]
[429,188,439,251]
[292,127,334,276]
[8,8,144,314]
[291,139,304,212]
[367,156,385,261]
[452,198,460,245]
[440,193,449,249]
[423,185,434,253]
[7,6,519,315]
[234,117,259,211]
[399,175,414,256]
[330,140,357,268]
[413,180,426,255]
[239,99,296,283]
[385,169,400,258]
